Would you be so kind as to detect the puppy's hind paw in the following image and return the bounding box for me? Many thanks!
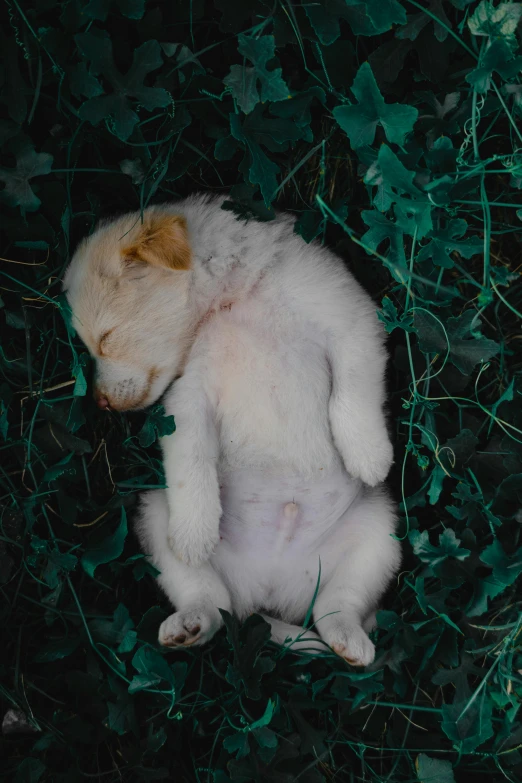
[326,624,375,667]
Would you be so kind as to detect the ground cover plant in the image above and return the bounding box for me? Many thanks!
[1,0,522,780]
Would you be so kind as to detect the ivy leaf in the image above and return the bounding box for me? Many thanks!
[84,0,145,22]
[68,62,104,99]
[345,0,407,36]
[270,86,326,144]
[0,142,53,215]
[414,309,499,375]
[90,603,138,654]
[129,644,186,695]
[81,507,128,578]
[378,296,415,334]
[138,404,176,447]
[441,693,494,753]
[468,1,522,43]
[305,0,406,43]
[367,144,433,239]
[361,209,406,270]
[427,464,446,505]
[106,676,138,736]
[417,220,482,268]
[229,113,279,207]
[34,637,80,663]
[398,0,451,42]
[432,651,484,695]
[74,32,170,141]
[223,34,290,114]
[469,517,522,616]
[304,1,343,45]
[410,528,471,566]
[333,62,418,149]
[224,732,250,758]
[467,39,522,92]
[416,753,456,783]
[14,759,46,783]
[481,539,522,591]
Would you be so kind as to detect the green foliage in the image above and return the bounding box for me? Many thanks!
[1,1,522,781]
[333,62,418,149]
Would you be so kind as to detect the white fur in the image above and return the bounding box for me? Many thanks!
[64,193,401,666]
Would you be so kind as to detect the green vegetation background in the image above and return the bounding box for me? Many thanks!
[1,0,522,781]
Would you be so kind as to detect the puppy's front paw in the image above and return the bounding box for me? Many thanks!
[167,524,220,568]
[159,607,220,648]
[344,434,393,486]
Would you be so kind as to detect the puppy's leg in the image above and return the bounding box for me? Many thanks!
[304,277,393,486]
[313,489,400,667]
[261,616,328,654]
[136,491,231,649]
[161,365,222,567]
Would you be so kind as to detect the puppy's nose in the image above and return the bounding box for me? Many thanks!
[96,395,110,410]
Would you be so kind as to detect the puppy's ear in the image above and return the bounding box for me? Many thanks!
[122,214,191,271]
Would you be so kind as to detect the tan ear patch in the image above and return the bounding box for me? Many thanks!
[122,214,191,271]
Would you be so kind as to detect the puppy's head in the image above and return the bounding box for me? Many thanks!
[63,208,193,411]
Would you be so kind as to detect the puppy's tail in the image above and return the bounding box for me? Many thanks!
[261,615,329,655]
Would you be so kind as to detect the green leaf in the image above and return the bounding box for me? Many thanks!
[128,672,162,693]
[378,296,415,334]
[410,528,471,566]
[84,0,145,22]
[0,401,8,441]
[147,725,167,752]
[90,603,138,653]
[304,1,342,45]
[366,145,433,238]
[223,34,290,114]
[131,644,185,693]
[361,209,406,270]
[467,39,522,92]
[138,404,176,447]
[34,637,80,662]
[333,62,418,149]
[345,0,407,36]
[14,759,46,783]
[414,309,499,375]
[68,62,104,100]
[229,113,279,207]
[441,693,494,753]
[481,538,522,590]
[427,464,446,505]
[224,731,250,758]
[417,220,482,268]
[0,142,53,214]
[106,677,138,735]
[74,33,170,141]
[416,753,456,783]
[253,725,278,750]
[468,1,522,42]
[81,507,128,578]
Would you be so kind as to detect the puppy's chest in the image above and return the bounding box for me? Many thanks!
[205,312,333,468]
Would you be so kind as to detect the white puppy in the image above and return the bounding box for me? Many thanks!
[64,194,400,666]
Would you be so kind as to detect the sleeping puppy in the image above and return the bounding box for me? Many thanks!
[63,194,400,666]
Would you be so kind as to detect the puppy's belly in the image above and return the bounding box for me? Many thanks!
[213,467,363,620]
